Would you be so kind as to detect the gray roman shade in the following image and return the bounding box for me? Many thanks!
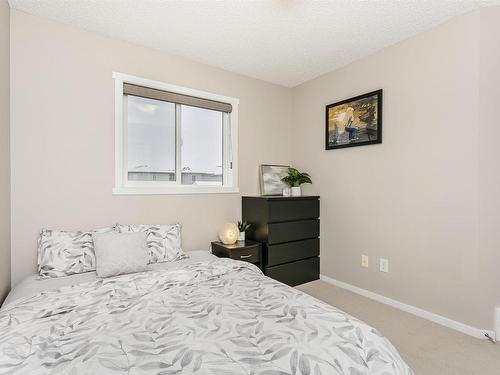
[123,83,233,113]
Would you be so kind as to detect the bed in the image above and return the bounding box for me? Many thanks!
[0,251,413,374]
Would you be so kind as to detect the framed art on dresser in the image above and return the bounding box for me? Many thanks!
[259,164,289,196]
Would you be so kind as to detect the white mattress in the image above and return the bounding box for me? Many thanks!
[2,250,217,308]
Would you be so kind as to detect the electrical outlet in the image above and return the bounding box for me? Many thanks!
[361,255,369,268]
[380,258,389,273]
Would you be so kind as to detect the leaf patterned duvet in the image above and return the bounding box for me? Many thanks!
[0,259,413,375]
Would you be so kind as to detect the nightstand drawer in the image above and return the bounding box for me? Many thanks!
[211,240,261,266]
[230,247,260,263]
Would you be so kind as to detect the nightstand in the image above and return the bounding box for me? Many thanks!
[211,240,262,269]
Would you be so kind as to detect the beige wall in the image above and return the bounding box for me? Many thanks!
[9,10,292,285]
[478,6,500,329]
[8,6,500,331]
[292,10,499,330]
[0,0,11,303]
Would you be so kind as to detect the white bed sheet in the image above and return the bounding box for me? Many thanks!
[2,250,216,308]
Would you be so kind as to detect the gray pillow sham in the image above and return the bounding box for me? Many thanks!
[93,232,149,278]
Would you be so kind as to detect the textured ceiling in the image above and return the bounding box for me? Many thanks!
[8,0,499,87]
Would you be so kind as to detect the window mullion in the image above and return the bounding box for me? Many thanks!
[175,104,182,185]
[222,113,228,187]
[122,95,129,187]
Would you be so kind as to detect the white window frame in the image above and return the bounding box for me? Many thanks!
[112,72,239,195]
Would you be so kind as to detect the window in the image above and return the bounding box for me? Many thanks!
[127,96,176,182]
[113,73,239,194]
[180,106,223,185]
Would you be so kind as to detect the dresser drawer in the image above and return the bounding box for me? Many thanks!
[265,257,319,286]
[267,238,319,266]
[268,219,319,244]
[268,199,319,222]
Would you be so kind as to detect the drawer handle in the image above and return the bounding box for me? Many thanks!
[240,254,253,259]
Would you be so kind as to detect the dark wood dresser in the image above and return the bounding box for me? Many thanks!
[242,196,320,286]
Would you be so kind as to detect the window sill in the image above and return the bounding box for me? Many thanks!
[112,186,240,195]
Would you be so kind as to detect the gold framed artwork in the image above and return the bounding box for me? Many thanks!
[326,89,382,150]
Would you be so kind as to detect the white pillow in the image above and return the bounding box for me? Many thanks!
[93,232,149,278]
[116,223,187,263]
[37,227,115,278]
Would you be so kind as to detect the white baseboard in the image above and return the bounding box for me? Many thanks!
[319,274,495,340]
[495,307,500,341]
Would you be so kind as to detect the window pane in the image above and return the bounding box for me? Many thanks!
[127,96,176,182]
[181,105,223,185]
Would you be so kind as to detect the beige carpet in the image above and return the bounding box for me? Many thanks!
[296,280,500,375]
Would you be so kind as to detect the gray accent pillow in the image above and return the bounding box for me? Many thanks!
[93,232,149,278]
[116,223,187,263]
[37,227,115,279]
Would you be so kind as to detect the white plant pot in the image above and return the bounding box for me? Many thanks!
[291,186,302,196]
[238,232,245,241]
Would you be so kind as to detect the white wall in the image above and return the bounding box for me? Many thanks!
[292,10,498,330]
[0,0,11,303]
[10,10,292,285]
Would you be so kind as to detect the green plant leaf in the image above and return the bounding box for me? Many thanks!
[281,167,312,187]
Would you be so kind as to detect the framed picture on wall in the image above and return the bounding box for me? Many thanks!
[259,164,289,196]
[325,89,383,150]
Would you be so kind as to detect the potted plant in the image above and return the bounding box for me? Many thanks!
[281,167,312,196]
[237,221,251,241]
